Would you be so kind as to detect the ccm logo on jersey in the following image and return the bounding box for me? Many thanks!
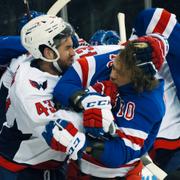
[29,80,47,90]
[86,99,111,108]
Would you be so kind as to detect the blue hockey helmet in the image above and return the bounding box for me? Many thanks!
[89,30,106,45]
[103,30,120,45]
[89,30,120,45]
[18,10,44,33]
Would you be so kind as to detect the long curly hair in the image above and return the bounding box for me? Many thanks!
[116,42,159,93]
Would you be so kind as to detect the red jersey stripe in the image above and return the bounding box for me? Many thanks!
[77,57,89,88]
[153,9,171,34]
[116,129,145,147]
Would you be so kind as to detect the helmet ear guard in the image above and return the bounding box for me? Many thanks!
[21,15,74,62]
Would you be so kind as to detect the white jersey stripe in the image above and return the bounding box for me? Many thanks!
[80,158,134,178]
[146,8,177,39]
[122,138,141,151]
[73,61,83,83]
[126,158,141,165]
[163,14,177,38]
[120,127,148,139]
[146,8,163,35]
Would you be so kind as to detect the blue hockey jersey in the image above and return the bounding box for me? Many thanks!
[0,36,26,66]
[53,50,165,177]
[54,51,119,106]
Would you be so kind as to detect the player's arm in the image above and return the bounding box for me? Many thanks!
[53,51,117,107]
[53,53,118,137]
[85,107,163,168]
[0,54,31,129]
[131,8,178,55]
[18,94,86,160]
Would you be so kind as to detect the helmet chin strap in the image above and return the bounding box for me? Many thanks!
[53,61,63,73]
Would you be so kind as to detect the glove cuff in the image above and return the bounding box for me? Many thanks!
[69,90,86,112]
[67,132,86,160]
[148,33,169,57]
[81,92,112,110]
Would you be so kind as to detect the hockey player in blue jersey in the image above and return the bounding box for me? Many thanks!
[130,8,180,174]
[53,34,168,179]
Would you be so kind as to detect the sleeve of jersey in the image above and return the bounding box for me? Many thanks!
[0,36,27,65]
[53,51,118,106]
[0,68,13,89]
[0,54,31,89]
[132,8,180,56]
[99,112,162,168]
[132,8,180,99]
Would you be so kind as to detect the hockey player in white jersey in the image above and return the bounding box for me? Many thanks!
[0,15,87,180]
[0,27,120,133]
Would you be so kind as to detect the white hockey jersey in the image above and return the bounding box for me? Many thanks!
[1,60,70,166]
[156,61,180,141]
[0,44,119,171]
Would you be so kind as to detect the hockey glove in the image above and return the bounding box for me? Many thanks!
[42,119,86,160]
[90,80,118,107]
[132,34,169,71]
[81,93,116,138]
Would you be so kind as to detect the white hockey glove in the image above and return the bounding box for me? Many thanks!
[42,119,86,160]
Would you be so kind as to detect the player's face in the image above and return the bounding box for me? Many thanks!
[56,37,75,72]
[110,58,131,87]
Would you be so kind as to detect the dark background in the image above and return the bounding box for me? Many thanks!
[0,0,179,41]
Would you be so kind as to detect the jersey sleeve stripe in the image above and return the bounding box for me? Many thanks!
[146,8,162,34]
[77,57,89,88]
[120,127,148,139]
[122,138,141,151]
[146,8,177,38]
[73,61,83,84]
[162,14,177,38]
[86,56,96,87]
[116,129,145,147]
[75,56,96,88]
[0,155,27,172]
[153,9,171,34]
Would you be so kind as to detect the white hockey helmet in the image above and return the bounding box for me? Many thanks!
[21,15,74,62]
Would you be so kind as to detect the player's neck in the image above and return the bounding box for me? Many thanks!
[36,60,60,76]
